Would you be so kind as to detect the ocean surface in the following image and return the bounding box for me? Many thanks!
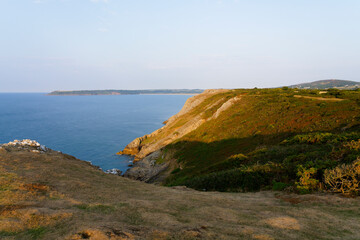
[0,93,191,172]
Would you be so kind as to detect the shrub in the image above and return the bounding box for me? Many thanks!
[283,132,360,145]
[272,181,289,191]
[323,158,360,196]
[318,102,327,108]
[171,168,181,174]
[206,154,248,172]
[328,88,341,98]
[284,133,334,144]
[295,166,319,194]
[184,169,270,192]
[344,140,360,151]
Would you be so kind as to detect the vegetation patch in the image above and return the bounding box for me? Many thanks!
[324,158,360,195]
[25,226,48,240]
[74,204,115,214]
[156,88,360,195]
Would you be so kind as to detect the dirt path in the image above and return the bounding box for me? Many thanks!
[293,95,344,101]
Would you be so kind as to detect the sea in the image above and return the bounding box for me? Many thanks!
[0,93,191,172]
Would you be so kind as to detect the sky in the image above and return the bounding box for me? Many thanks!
[0,0,360,92]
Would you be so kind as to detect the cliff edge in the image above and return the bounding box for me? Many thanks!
[118,89,237,159]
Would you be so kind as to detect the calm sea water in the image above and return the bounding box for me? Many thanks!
[0,93,191,172]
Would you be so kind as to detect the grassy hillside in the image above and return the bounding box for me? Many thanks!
[122,88,360,194]
[288,79,359,89]
[1,143,360,239]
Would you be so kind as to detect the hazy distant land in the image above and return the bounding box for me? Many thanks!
[48,80,359,96]
[288,79,360,89]
[48,89,204,96]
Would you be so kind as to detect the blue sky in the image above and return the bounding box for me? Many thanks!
[1,0,359,92]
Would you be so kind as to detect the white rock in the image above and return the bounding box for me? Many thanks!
[105,168,122,176]
[3,139,47,152]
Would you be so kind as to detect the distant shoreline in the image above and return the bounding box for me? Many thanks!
[48,93,198,96]
[48,89,204,96]
[139,93,197,95]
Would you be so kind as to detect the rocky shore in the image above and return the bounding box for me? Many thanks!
[123,150,169,183]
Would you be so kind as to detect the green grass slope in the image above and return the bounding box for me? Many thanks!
[134,88,360,193]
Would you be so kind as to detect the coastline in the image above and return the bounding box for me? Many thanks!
[47,89,204,96]
[48,93,199,96]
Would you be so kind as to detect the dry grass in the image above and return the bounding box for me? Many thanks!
[1,147,360,239]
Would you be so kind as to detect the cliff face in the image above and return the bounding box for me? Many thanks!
[118,89,234,160]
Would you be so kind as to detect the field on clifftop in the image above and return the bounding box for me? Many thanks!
[121,88,360,194]
[1,145,360,239]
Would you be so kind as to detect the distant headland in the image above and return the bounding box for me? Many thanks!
[48,89,204,96]
[288,79,359,90]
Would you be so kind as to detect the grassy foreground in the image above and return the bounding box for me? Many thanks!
[1,146,360,239]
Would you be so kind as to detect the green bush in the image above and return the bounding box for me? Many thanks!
[184,169,270,192]
[207,154,248,172]
[272,181,289,191]
[283,132,360,145]
[295,166,319,194]
[171,168,181,174]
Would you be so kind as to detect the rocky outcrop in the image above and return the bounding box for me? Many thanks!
[1,139,48,153]
[209,96,241,120]
[164,89,227,125]
[0,139,110,174]
[123,150,169,182]
[105,168,123,176]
